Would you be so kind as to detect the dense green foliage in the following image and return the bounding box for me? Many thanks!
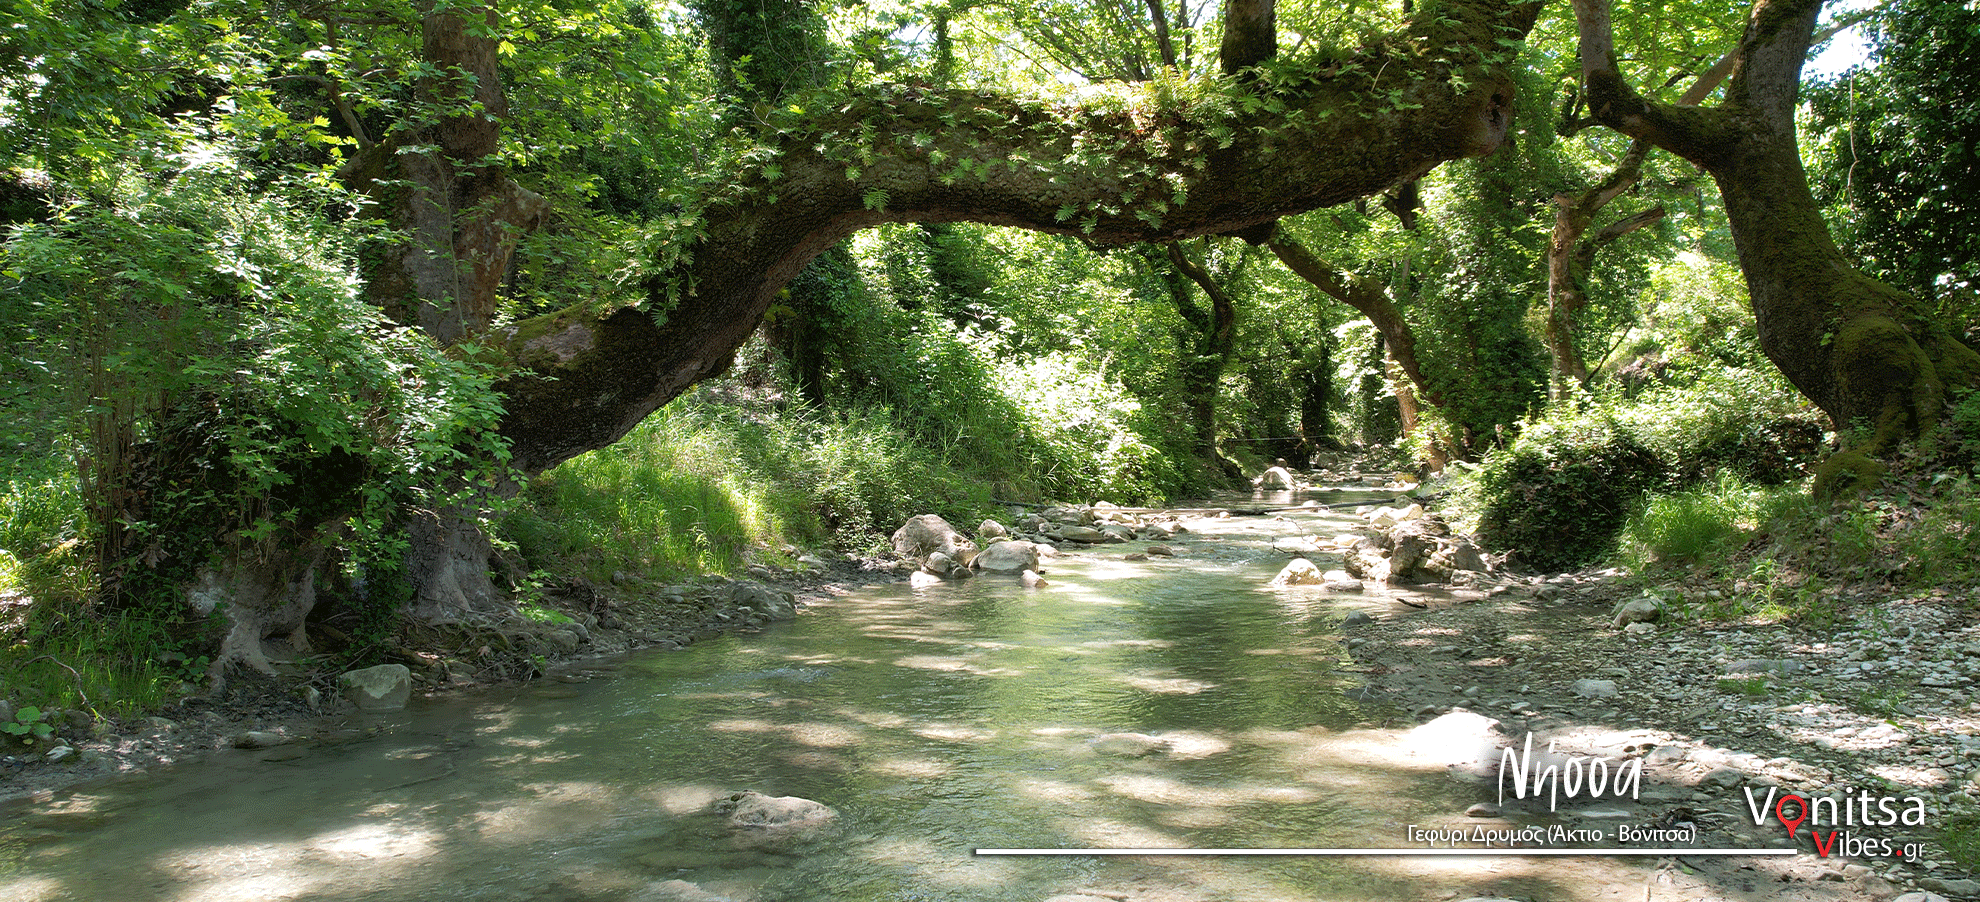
[1807,0,1980,342]
[1454,258,1827,570]
[0,0,1975,719]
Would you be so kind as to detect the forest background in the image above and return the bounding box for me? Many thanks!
[0,0,1976,720]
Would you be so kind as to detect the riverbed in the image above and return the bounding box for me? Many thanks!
[0,498,1903,901]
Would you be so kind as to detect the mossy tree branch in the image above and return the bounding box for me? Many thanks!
[493,0,1542,473]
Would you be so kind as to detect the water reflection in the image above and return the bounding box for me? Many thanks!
[1,501,1625,901]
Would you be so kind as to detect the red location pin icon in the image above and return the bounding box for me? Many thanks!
[1776,794,1808,839]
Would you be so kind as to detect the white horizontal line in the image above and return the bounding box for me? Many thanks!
[973,848,1798,857]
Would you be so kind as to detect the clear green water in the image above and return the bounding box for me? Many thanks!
[0,501,1529,902]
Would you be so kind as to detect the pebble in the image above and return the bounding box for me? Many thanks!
[1571,679,1618,698]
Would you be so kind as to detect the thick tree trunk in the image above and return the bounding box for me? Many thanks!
[1573,0,1980,463]
[490,0,1538,474]
[351,2,547,344]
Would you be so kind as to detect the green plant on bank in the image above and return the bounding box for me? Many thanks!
[1715,677,1771,697]
[0,154,516,687]
[2,706,55,745]
[513,570,577,625]
[1,604,226,715]
[1851,685,1913,719]
[1943,811,1980,872]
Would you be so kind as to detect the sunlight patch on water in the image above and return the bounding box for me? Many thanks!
[1014,777,1098,803]
[0,877,61,902]
[470,781,623,843]
[783,721,864,747]
[861,837,1023,889]
[308,822,441,859]
[1157,730,1233,759]
[892,654,1024,677]
[1118,674,1218,695]
[871,756,954,779]
[910,723,998,743]
[637,783,730,815]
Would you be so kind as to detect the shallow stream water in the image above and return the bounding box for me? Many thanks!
[0,493,1620,902]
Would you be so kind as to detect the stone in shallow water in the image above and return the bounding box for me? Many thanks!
[973,540,1040,572]
[1089,732,1167,757]
[718,791,837,830]
[339,663,411,712]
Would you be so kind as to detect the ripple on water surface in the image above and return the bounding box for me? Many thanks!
[2,501,1534,902]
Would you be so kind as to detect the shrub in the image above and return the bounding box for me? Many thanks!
[1472,418,1668,571]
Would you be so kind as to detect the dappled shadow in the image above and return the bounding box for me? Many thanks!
[0,504,1889,901]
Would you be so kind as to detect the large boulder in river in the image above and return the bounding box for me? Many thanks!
[972,540,1041,572]
[1386,533,1441,584]
[891,514,977,565]
[1056,525,1107,543]
[716,790,839,852]
[1269,558,1326,587]
[725,581,796,621]
[718,791,837,829]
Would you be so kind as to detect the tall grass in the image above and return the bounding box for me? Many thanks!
[0,461,86,597]
[501,394,1007,582]
[1616,473,1785,569]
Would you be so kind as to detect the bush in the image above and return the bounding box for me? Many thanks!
[1472,418,1668,570]
[1,159,511,626]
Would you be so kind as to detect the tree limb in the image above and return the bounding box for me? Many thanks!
[492,0,1538,471]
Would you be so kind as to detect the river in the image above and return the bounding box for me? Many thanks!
[1,495,1594,902]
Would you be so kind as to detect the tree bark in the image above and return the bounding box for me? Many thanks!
[1165,241,1243,479]
[1572,0,1980,457]
[1543,139,1663,398]
[349,2,547,345]
[1266,230,1441,409]
[1220,0,1276,74]
[491,0,1540,475]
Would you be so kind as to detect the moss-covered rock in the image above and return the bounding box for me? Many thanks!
[1812,449,1887,498]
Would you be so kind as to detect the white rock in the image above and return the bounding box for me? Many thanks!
[1269,559,1326,587]
[972,540,1040,572]
[1611,597,1663,628]
[719,791,837,829]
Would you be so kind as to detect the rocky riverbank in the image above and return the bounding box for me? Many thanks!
[1319,526,1980,900]
[6,490,1978,902]
[0,558,894,804]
